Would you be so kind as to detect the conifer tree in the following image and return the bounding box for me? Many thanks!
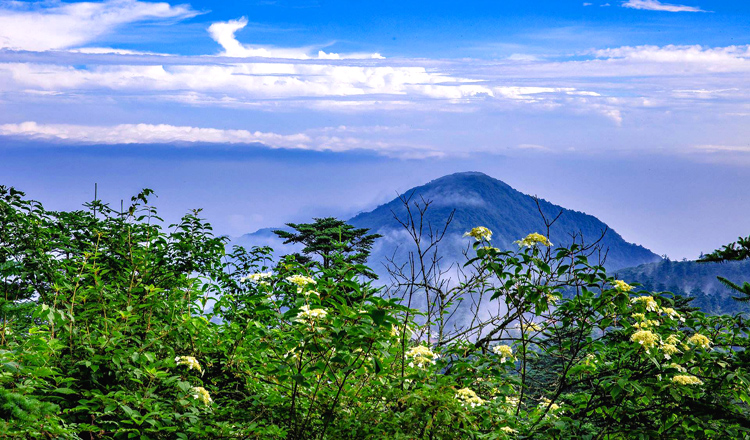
[273,217,382,279]
[699,234,750,301]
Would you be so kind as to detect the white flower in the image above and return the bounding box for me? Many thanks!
[538,397,561,412]
[464,226,492,241]
[631,296,659,312]
[240,272,273,286]
[191,386,213,405]
[175,356,203,373]
[500,396,520,413]
[283,347,299,359]
[286,275,316,287]
[661,343,680,360]
[406,345,438,368]
[668,362,687,373]
[630,330,659,350]
[661,307,684,322]
[295,304,328,322]
[673,375,703,386]
[515,233,552,247]
[612,280,633,292]
[455,387,484,407]
[492,344,515,363]
[688,334,711,350]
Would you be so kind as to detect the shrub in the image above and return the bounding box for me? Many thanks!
[1,188,749,439]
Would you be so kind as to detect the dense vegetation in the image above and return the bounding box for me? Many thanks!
[616,259,750,315]
[2,186,750,439]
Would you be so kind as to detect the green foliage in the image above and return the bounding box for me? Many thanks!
[699,235,750,263]
[2,188,750,439]
[616,258,750,314]
[273,217,381,279]
[698,235,750,302]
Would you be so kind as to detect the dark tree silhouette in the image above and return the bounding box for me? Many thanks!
[699,234,750,302]
[273,217,382,279]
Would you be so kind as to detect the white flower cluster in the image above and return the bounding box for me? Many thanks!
[405,345,438,368]
[514,233,552,248]
[668,362,687,373]
[241,272,273,286]
[191,386,213,405]
[464,226,492,242]
[286,274,318,295]
[630,330,660,353]
[492,344,515,363]
[295,304,328,322]
[175,356,202,373]
[612,280,634,292]
[672,375,703,386]
[662,307,685,322]
[286,275,316,287]
[538,397,561,413]
[455,387,484,407]
[630,295,659,312]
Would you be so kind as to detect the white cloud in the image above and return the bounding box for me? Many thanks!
[621,0,704,12]
[0,0,199,51]
[517,143,552,151]
[694,145,750,153]
[494,86,601,101]
[208,17,383,60]
[0,121,443,158]
[1,43,747,130]
[594,45,749,65]
[0,59,619,121]
[506,53,540,61]
[0,61,497,100]
[69,47,167,56]
[0,121,307,147]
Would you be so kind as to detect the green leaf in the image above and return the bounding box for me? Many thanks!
[369,309,386,326]
[52,387,76,395]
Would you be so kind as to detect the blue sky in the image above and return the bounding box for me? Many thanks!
[0,0,749,259]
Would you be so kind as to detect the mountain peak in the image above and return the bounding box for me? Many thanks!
[350,172,661,271]
[434,171,490,179]
[425,171,504,186]
[237,171,661,272]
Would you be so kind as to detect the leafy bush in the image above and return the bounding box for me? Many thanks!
[1,187,749,439]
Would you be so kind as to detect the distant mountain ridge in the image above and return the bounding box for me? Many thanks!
[235,171,662,273]
[615,259,750,315]
[348,172,661,272]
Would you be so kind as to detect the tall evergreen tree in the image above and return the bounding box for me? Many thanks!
[273,217,382,279]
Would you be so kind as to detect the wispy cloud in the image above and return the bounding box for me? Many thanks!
[621,0,704,12]
[694,145,750,153]
[0,57,626,124]
[517,143,553,151]
[0,121,444,159]
[0,61,495,100]
[0,0,746,163]
[593,45,748,64]
[208,17,383,59]
[0,0,200,51]
[0,43,746,128]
